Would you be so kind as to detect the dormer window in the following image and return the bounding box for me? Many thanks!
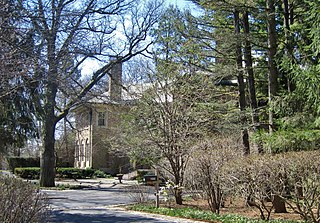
[98,112,106,126]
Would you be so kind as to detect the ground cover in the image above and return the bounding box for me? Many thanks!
[127,198,304,223]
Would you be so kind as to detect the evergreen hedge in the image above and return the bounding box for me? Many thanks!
[14,167,103,179]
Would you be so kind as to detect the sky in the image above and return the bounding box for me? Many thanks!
[166,0,189,8]
[80,0,201,76]
[165,0,200,13]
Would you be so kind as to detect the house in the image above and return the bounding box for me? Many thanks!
[73,62,145,175]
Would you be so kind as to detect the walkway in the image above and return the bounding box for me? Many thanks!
[45,179,204,223]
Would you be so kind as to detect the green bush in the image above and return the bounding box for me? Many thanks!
[14,167,99,179]
[93,169,108,178]
[7,157,40,171]
[56,168,94,179]
[14,167,40,179]
[0,176,48,222]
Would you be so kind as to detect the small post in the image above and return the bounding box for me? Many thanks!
[117,174,123,184]
[155,168,160,208]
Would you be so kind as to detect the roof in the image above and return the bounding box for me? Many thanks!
[88,83,153,105]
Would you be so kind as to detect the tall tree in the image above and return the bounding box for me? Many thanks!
[266,0,279,148]
[242,10,263,153]
[127,61,219,205]
[0,0,37,153]
[234,9,250,155]
[11,0,162,187]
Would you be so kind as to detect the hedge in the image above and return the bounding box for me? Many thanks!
[14,167,40,180]
[7,157,40,172]
[14,167,106,180]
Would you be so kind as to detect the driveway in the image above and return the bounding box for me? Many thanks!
[45,180,204,223]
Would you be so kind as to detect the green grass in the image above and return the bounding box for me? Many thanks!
[127,204,302,223]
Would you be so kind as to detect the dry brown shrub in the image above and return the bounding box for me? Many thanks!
[125,184,153,204]
[223,150,320,222]
[0,176,48,223]
[185,135,242,214]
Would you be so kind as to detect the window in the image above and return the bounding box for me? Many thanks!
[98,112,106,126]
[75,141,79,161]
[80,140,85,162]
[85,139,90,161]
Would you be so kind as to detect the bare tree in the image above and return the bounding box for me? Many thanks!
[127,61,218,205]
[8,0,162,187]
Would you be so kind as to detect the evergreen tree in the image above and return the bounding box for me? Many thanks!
[0,0,37,153]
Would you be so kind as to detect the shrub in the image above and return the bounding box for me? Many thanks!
[14,167,96,179]
[222,155,277,220]
[93,169,108,178]
[7,157,40,172]
[279,151,320,223]
[55,168,94,179]
[126,184,152,203]
[14,167,40,179]
[0,176,48,222]
[185,136,241,214]
[223,150,320,222]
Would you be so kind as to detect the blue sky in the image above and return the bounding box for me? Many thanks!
[166,0,189,8]
[80,0,201,76]
[165,0,201,15]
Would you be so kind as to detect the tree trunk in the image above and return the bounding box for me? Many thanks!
[273,195,287,213]
[40,112,57,187]
[266,0,286,213]
[266,0,278,148]
[40,59,58,187]
[242,11,264,153]
[234,9,250,155]
[174,187,183,205]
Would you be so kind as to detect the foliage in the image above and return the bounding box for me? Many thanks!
[14,167,40,180]
[56,168,95,179]
[14,167,108,180]
[3,0,162,187]
[0,176,48,222]
[127,204,299,223]
[256,94,320,152]
[257,129,320,153]
[124,60,230,204]
[0,0,38,151]
[93,169,109,178]
[7,156,40,172]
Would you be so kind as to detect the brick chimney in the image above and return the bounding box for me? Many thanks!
[109,61,122,102]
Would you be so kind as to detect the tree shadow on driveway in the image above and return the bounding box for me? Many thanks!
[49,208,175,223]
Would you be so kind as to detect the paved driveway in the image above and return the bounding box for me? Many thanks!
[45,187,135,209]
[44,181,204,223]
[49,207,198,223]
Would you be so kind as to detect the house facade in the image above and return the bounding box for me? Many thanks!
[74,62,132,174]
